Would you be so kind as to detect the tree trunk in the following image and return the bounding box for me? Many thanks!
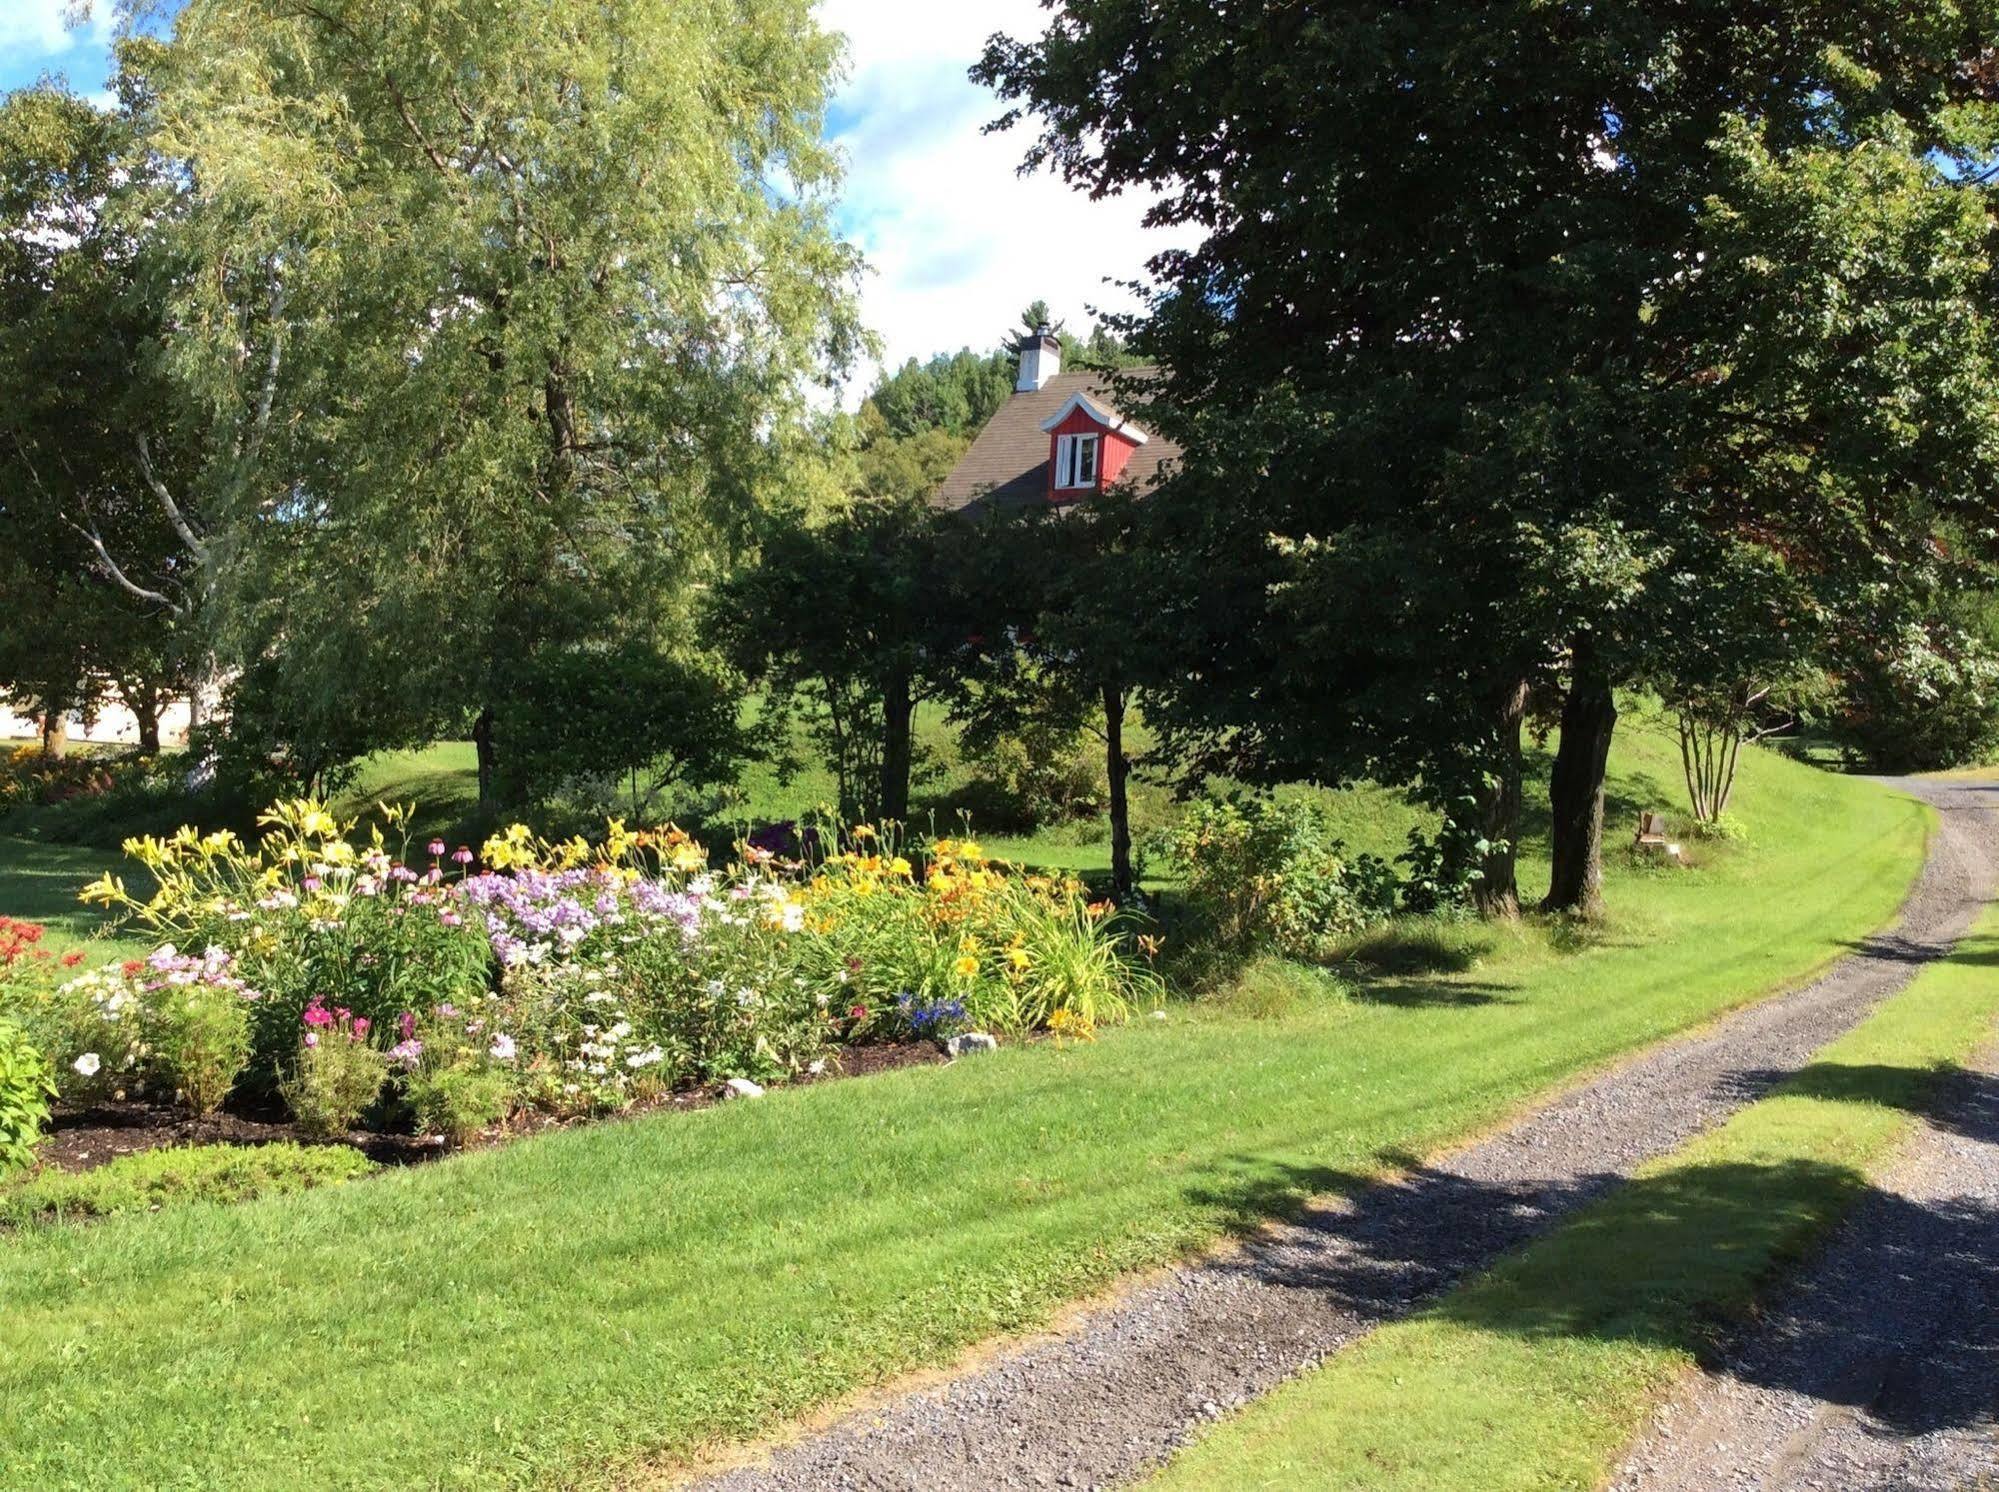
[40,710,68,759]
[472,705,497,807]
[1542,663,1618,917]
[1103,680,1134,899]
[878,669,914,826]
[133,695,162,756]
[1473,678,1530,919]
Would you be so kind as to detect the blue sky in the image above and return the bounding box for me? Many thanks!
[2,0,1189,388]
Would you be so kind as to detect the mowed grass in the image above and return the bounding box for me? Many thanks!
[1146,898,1999,1492]
[0,733,1931,1491]
[0,837,147,961]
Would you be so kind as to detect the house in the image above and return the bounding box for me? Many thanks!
[932,328,1180,514]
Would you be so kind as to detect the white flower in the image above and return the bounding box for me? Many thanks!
[489,1034,517,1061]
[72,1052,102,1077]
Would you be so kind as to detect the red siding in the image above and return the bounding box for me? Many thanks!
[1045,405,1140,503]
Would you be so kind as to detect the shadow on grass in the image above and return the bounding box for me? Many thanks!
[1174,1051,1999,1440]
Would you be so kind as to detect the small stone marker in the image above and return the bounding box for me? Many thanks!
[946,1032,999,1058]
[722,1077,765,1099]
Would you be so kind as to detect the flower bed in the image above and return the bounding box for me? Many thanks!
[0,802,1162,1175]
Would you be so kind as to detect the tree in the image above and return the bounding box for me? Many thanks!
[953,491,1162,898]
[133,0,862,801]
[979,3,1999,916]
[0,84,204,754]
[716,491,967,824]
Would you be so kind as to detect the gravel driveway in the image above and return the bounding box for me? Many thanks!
[1612,790,1999,1492]
[687,777,1998,1492]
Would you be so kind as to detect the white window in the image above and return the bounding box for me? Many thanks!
[1054,432,1100,490]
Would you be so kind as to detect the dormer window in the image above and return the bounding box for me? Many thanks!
[1055,432,1100,490]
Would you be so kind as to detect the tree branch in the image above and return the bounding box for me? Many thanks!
[134,432,209,565]
[63,515,182,613]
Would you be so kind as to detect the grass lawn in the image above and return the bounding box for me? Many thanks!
[0,837,148,961]
[1145,897,1999,1492]
[0,730,1932,1491]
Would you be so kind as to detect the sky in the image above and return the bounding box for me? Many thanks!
[0,0,1191,393]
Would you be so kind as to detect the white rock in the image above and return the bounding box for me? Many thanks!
[722,1077,765,1099]
[946,1032,999,1058]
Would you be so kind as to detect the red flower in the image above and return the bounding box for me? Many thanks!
[849,1004,868,1021]
[61,950,84,967]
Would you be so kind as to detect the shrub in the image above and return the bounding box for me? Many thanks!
[15,964,151,1103]
[403,1005,517,1142]
[950,719,1107,831]
[280,1004,390,1137]
[149,984,253,1117]
[1155,795,1398,962]
[0,1142,375,1227]
[0,1019,54,1177]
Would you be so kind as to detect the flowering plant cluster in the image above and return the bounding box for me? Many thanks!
[0,743,125,808]
[792,830,1160,1042]
[44,799,1163,1148]
[82,801,491,1080]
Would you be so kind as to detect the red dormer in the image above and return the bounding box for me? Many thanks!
[1038,390,1150,504]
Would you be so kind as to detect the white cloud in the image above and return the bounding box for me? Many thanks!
[0,0,112,62]
[816,0,1197,392]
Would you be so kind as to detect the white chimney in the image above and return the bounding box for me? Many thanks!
[1016,324,1062,392]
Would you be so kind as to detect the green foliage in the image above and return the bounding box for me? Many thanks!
[494,644,746,818]
[405,1007,516,1143]
[716,496,970,822]
[0,1018,53,1178]
[0,86,202,752]
[864,348,1014,441]
[1155,796,1399,962]
[1823,595,1999,770]
[148,984,252,1117]
[950,718,1108,832]
[280,1021,390,1139]
[134,0,862,789]
[0,1142,376,1229]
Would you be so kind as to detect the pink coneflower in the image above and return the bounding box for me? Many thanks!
[302,875,323,892]
[427,839,447,857]
[452,846,474,866]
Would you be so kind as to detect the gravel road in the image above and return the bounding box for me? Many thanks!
[1612,828,1999,1490]
[688,777,1998,1492]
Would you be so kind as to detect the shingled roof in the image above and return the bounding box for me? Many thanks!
[932,369,1181,513]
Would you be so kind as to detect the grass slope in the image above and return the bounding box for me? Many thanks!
[0,733,1929,1491]
[0,837,147,960]
[1146,896,1999,1492]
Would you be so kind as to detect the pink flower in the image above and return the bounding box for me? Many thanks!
[440,911,462,927]
[304,1031,320,1048]
[301,1000,334,1029]
[452,846,474,865]
[398,1010,416,1041]
[351,1016,371,1038]
[427,839,446,857]
[302,875,323,892]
